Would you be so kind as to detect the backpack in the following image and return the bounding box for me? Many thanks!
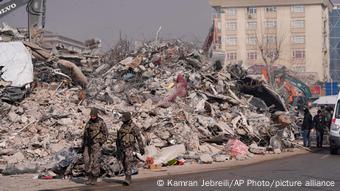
[120,126,135,147]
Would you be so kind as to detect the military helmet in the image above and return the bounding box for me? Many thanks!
[121,112,132,122]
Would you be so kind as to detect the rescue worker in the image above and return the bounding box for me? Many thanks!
[301,108,313,147]
[314,110,326,148]
[82,108,108,185]
[116,112,145,186]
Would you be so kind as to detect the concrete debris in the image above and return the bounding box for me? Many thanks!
[249,143,267,155]
[270,135,283,150]
[4,152,25,164]
[273,149,282,154]
[0,42,34,87]
[0,27,302,177]
[212,154,230,162]
[199,154,213,164]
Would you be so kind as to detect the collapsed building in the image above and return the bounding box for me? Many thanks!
[0,24,301,178]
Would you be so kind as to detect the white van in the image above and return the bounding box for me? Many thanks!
[330,93,340,154]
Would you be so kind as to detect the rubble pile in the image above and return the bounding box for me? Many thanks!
[0,29,300,177]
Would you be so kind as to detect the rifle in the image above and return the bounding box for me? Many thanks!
[84,128,102,146]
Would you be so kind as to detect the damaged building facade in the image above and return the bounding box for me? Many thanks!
[209,0,333,83]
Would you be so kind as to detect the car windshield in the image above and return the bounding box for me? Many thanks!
[335,100,340,119]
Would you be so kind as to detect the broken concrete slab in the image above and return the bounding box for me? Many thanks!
[198,143,222,155]
[0,41,33,87]
[7,111,19,123]
[4,152,25,164]
[212,154,230,162]
[249,144,267,154]
[199,154,213,164]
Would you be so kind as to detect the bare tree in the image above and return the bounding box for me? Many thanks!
[256,31,285,89]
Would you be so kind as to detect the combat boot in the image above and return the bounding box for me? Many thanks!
[91,176,98,185]
[85,176,93,185]
[123,175,132,186]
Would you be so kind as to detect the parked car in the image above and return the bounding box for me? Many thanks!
[329,93,340,154]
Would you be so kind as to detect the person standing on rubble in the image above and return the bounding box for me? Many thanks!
[301,108,313,147]
[313,110,326,148]
[82,108,108,185]
[116,112,145,186]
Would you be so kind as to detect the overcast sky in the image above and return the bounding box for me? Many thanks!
[0,0,213,48]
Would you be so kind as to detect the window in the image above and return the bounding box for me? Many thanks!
[265,20,277,28]
[226,36,237,46]
[292,20,305,28]
[293,50,305,60]
[247,21,257,29]
[247,36,257,45]
[247,7,257,14]
[265,36,277,44]
[226,52,237,60]
[292,66,306,72]
[265,6,277,13]
[292,36,305,44]
[226,8,236,16]
[248,52,257,60]
[226,21,237,31]
[268,51,278,59]
[292,5,304,13]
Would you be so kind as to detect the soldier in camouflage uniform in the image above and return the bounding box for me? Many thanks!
[116,112,145,186]
[82,108,108,185]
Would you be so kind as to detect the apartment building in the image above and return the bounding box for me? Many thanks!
[209,0,333,83]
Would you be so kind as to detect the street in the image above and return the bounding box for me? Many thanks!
[46,148,340,191]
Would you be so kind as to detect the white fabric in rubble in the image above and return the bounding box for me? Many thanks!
[0,41,33,87]
[154,144,186,165]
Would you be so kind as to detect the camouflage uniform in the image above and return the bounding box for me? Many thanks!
[116,112,144,185]
[83,111,108,184]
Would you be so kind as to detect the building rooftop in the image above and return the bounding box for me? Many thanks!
[209,0,333,9]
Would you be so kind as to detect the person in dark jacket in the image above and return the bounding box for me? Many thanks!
[313,110,326,148]
[301,108,313,147]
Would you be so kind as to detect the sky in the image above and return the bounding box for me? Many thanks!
[0,0,213,48]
